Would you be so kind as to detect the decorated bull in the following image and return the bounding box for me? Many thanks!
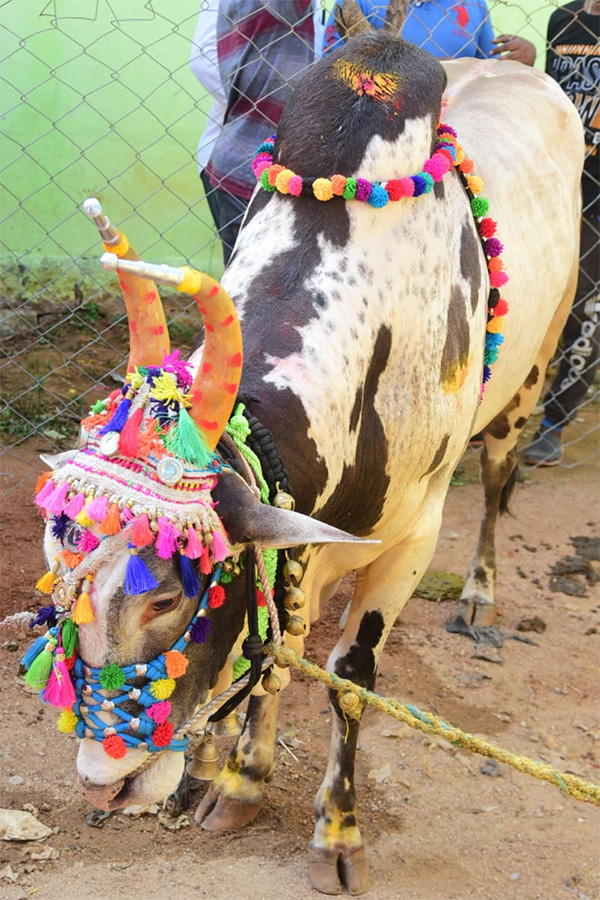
[24,1,583,894]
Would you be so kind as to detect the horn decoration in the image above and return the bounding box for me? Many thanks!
[83,198,170,372]
[100,254,243,451]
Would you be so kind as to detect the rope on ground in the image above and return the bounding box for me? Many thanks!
[269,643,600,807]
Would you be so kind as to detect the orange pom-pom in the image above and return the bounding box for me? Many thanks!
[331,174,347,196]
[164,650,189,679]
[488,257,504,273]
[267,164,284,187]
[35,470,52,497]
[459,157,474,174]
[99,502,121,536]
[313,178,334,201]
[487,316,504,334]
[61,549,84,570]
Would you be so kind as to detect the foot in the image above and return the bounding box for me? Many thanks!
[524,427,563,466]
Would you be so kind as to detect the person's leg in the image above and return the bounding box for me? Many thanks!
[200,169,221,233]
[216,190,248,267]
[525,213,600,465]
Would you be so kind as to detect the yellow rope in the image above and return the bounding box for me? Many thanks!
[269,643,600,807]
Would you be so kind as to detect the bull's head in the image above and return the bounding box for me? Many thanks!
[25,202,370,811]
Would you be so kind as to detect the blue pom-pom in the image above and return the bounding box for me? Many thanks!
[179,554,200,598]
[21,634,49,670]
[99,395,131,435]
[482,364,492,383]
[368,184,389,208]
[485,332,505,349]
[51,513,69,541]
[411,175,427,197]
[30,605,58,630]
[124,546,159,595]
[190,618,211,644]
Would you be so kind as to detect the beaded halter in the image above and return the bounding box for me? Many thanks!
[253,123,509,391]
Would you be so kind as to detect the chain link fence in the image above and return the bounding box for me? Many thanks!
[1,0,598,494]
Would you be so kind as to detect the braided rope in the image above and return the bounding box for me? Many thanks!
[255,545,282,648]
[268,643,600,807]
[225,406,271,503]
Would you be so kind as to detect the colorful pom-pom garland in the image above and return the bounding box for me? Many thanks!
[253,123,508,395]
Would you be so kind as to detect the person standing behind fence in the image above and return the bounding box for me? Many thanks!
[525,0,599,466]
[204,1,315,266]
[190,3,226,234]
[323,0,535,62]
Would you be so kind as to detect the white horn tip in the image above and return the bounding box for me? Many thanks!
[100,252,118,270]
[83,197,102,217]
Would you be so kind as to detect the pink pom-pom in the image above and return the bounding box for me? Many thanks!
[86,494,108,522]
[78,530,100,553]
[63,492,86,519]
[35,478,56,508]
[489,271,509,288]
[45,482,70,515]
[252,156,271,178]
[423,155,448,182]
[398,177,415,197]
[484,237,503,258]
[289,176,303,197]
[479,217,497,238]
[210,530,229,563]
[155,517,181,559]
[147,700,171,724]
[184,525,203,560]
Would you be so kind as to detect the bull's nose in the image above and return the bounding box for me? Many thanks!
[77,775,126,810]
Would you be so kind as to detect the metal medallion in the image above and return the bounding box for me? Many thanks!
[157,456,184,486]
[99,432,120,457]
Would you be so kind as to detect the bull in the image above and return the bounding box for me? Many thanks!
[27,4,583,895]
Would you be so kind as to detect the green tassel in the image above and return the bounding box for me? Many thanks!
[91,399,106,414]
[171,406,213,468]
[24,640,56,691]
[61,618,78,658]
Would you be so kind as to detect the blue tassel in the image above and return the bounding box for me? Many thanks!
[21,635,49,670]
[179,553,200,598]
[99,395,131,435]
[30,604,58,629]
[124,545,159,595]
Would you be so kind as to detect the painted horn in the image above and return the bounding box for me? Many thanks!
[100,254,242,451]
[83,198,170,372]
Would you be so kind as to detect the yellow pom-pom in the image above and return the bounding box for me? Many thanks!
[150,677,176,700]
[275,169,294,194]
[313,178,334,202]
[487,316,504,334]
[72,591,94,625]
[467,175,484,195]
[36,570,57,594]
[164,650,189,679]
[455,146,465,165]
[57,708,78,733]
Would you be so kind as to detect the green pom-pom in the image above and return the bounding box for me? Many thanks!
[170,406,213,468]
[91,400,106,414]
[471,197,489,218]
[61,618,78,658]
[343,178,357,200]
[99,662,126,690]
[24,641,55,691]
[420,171,434,193]
[260,169,275,192]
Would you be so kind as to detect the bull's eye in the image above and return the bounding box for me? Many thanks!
[152,595,180,614]
[64,522,84,552]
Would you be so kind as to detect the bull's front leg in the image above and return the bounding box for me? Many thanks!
[195,691,280,830]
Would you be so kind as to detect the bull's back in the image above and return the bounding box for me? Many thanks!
[442,59,584,420]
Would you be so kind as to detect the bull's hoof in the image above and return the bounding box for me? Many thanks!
[308,846,369,896]
[165,771,194,816]
[450,595,496,631]
[194,787,262,831]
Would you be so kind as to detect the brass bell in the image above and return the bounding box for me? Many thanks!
[212,710,243,738]
[283,586,306,611]
[283,558,303,584]
[262,670,282,694]
[186,733,220,781]
[285,613,306,636]
[272,488,295,510]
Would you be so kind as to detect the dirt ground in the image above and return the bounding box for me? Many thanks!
[0,438,599,900]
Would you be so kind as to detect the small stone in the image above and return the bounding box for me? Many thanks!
[0,809,52,841]
[8,776,24,786]
[516,616,546,633]
[2,641,19,652]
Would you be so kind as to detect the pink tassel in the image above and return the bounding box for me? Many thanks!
[35,478,56,508]
[211,530,229,563]
[121,506,134,523]
[45,482,70,515]
[86,494,108,522]
[118,406,144,457]
[78,530,100,553]
[42,647,76,708]
[199,543,213,574]
[63,492,86,519]
[130,513,155,548]
[184,525,203,560]
[155,517,181,559]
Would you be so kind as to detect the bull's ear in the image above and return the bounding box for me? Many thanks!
[214,471,378,550]
[39,450,78,471]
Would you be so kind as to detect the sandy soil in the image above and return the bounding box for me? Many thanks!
[0,442,598,900]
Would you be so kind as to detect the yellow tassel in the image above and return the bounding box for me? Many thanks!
[36,570,57,594]
[72,590,94,624]
[57,708,78,733]
[76,507,95,528]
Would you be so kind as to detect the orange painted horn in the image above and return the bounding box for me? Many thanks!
[83,198,170,372]
[100,255,243,451]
